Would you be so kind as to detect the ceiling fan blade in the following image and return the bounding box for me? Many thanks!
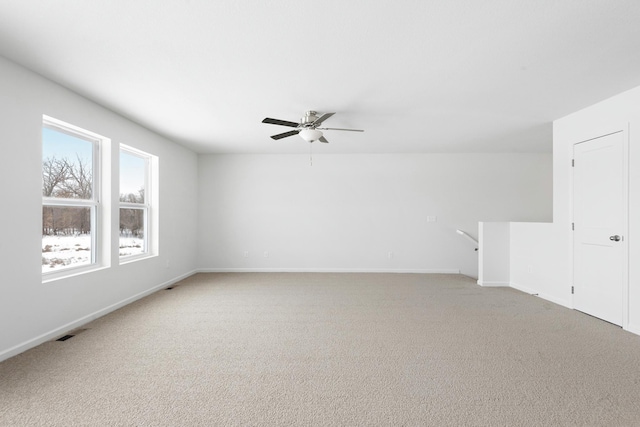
[270,130,300,140]
[262,117,300,128]
[319,136,329,143]
[317,127,364,132]
[313,112,335,126]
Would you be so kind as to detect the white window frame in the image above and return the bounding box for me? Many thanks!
[42,116,108,280]
[119,144,153,262]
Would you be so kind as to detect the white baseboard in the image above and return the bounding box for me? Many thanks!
[625,323,640,337]
[538,293,572,309]
[509,281,537,295]
[509,282,572,309]
[0,270,197,363]
[196,268,461,274]
[477,280,509,287]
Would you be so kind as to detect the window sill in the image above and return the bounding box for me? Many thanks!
[119,253,157,265]
[42,264,110,284]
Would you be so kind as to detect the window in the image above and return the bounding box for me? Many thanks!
[42,117,102,274]
[119,145,152,259]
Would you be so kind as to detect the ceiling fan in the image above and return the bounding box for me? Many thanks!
[262,111,364,143]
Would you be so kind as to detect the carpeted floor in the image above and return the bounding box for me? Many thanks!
[1,273,640,426]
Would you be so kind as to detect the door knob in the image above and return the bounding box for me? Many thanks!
[610,235,621,241]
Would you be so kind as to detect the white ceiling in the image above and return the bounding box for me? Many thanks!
[1,1,640,154]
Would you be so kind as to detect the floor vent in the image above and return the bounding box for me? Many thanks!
[55,328,88,342]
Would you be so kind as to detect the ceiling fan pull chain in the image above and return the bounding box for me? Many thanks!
[310,141,313,166]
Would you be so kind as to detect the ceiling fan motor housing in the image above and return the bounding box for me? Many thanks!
[302,111,319,126]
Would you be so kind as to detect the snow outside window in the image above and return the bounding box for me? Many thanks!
[42,118,101,274]
[119,145,151,260]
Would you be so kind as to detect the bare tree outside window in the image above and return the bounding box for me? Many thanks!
[119,147,150,258]
[42,123,97,273]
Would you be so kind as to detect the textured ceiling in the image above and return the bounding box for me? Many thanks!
[1,0,640,154]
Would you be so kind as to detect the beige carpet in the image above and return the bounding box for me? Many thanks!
[2,273,640,426]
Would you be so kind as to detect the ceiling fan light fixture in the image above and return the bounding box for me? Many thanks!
[299,129,323,142]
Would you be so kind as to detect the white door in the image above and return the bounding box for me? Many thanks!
[573,131,626,326]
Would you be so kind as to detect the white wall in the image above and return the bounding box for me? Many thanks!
[0,56,199,361]
[478,222,510,287]
[509,222,570,307]
[198,153,552,276]
[509,84,640,335]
